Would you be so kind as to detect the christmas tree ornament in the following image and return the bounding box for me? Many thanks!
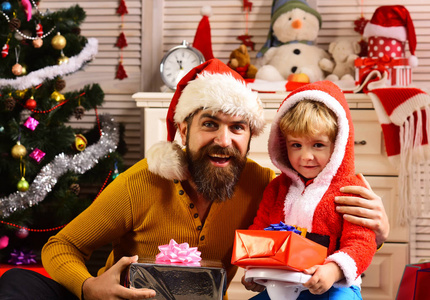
[51,32,67,50]
[0,235,9,250]
[29,148,46,163]
[57,52,69,65]
[55,78,66,91]
[74,98,84,119]
[17,159,29,192]
[24,116,39,131]
[36,22,43,37]
[115,32,128,49]
[112,161,120,180]
[25,95,37,109]
[73,133,88,151]
[69,183,80,195]
[20,64,28,75]
[8,249,36,265]
[9,17,21,31]
[50,90,65,102]
[32,38,43,48]
[21,0,32,21]
[4,96,16,111]
[115,61,128,80]
[15,227,29,239]
[12,63,23,76]
[237,1,256,50]
[1,1,12,13]
[1,36,10,57]
[17,177,29,192]
[15,89,27,99]
[117,0,128,15]
[11,141,27,159]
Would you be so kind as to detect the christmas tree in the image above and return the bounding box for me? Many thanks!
[0,1,123,264]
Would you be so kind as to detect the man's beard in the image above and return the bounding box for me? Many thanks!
[186,143,247,203]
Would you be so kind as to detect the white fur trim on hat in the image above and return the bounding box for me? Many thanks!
[363,23,407,41]
[174,72,265,136]
[146,141,189,180]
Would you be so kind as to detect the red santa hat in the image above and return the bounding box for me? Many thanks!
[363,5,418,67]
[192,6,214,61]
[147,58,264,180]
[367,86,430,225]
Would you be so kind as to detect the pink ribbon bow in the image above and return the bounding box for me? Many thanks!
[155,239,202,264]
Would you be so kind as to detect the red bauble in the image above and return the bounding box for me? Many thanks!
[25,97,37,110]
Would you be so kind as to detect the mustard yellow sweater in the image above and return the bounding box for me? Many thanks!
[42,158,275,299]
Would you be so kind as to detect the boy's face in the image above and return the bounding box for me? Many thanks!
[285,133,334,180]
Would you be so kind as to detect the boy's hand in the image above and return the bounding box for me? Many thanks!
[303,262,342,295]
[241,275,266,293]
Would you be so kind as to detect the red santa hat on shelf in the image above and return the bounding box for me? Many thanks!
[363,5,418,67]
[146,58,264,180]
[192,6,214,61]
[367,85,430,225]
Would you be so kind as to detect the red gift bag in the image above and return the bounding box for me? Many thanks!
[231,230,327,271]
[396,261,430,300]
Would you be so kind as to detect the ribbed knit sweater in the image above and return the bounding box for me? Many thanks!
[41,157,275,299]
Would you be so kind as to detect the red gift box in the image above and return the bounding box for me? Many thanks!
[231,230,327,271]
[355,56,412,87]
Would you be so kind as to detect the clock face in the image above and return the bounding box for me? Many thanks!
[160,47,204,89]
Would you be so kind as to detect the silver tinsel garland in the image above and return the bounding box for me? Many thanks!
[0,114,120,218]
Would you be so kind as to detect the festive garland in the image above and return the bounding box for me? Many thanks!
[0,114,120,218]
[0,38,98,90]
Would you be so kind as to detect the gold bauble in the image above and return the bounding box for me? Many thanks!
[51,32,66,50]
[57,55,69,65]
[11,142,27,159]
[11,63,22,76]
[51,90,65,102]
[14,89,28,99]
[33,38,43,48]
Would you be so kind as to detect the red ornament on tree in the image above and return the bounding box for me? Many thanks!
[117,0,128,15]
[115,32,128,49]
[115,61,128,80]
[1,43,9,57]
[25,96,37,110]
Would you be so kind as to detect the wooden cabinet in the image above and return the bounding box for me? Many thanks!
[133,92,409,300]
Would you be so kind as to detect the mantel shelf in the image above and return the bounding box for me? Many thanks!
[133,91,374,110]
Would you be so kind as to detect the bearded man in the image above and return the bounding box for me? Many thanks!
[0,59,389,300]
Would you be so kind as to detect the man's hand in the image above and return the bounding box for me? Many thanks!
[241,275,265,293]
[335,173,390,247]
[303,262,342,295]
[82,255,156,300]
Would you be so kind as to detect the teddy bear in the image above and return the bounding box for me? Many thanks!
[227,44,258,79]
[321,40,361,82]
[255,43,331,83]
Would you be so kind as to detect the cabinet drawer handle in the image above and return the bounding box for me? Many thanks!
[354,140,367,145]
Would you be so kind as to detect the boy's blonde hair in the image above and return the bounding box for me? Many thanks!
[279,100,338,142]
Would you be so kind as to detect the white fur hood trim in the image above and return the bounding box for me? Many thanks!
[146,141,189,180]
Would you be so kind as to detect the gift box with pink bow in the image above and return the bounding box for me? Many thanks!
[125,239,226,300]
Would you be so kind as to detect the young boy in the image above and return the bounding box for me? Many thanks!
[247,81,376,299]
